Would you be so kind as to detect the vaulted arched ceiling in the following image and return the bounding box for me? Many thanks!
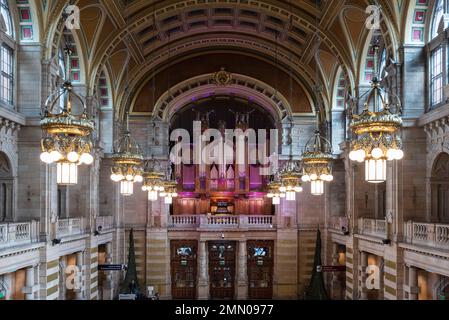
[38,0,412,122]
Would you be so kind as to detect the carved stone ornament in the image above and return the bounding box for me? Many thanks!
[212,67,232,86]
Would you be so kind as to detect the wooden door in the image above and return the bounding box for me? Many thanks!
[247,240,274,299]
[208,241,236,300]
[171,240,197,299]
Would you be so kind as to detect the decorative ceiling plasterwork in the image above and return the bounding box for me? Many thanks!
[38,0,418,123]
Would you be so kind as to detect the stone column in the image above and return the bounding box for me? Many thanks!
[76,251,84,300]
[59,257,67,300]
[24,266,35,300]
[360,251,368,300]
[197,240,209,299]
[331,243,340,299]
[102,242,114,300]
[237,240,248,299]
[408,266,419,300]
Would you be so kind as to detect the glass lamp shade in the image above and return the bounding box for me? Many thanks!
[165,196,173,205]
[286,191,296,201]
[311,180,324,196]
[148,190,158,202]
[120,180,134,196]
[57,162,78,185]
[272,196,281,205]
[365,158,386,183]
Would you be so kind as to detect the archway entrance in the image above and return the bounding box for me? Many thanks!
[431,153,449,223]
[0,152,13,222]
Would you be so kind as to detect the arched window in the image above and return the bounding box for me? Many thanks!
[1,44,13,104]
[0,0,14,106]
[431,0,444,40]
[430,45,443,107]
[429,0,447,110]
[0,0,12,37]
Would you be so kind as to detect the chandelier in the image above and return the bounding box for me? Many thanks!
[279,158,303,201]
[141,158,165,202]
[110,114,143,196]
[40,48,94,185]
[160,181,178,204]
[348,45,403,183]
[301,130,334,196]
[266,180,286,205]
[158,162,178,204]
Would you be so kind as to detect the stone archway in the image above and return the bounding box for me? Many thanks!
[431,152,449,223]
[0,152,13,222]
[144,73,300,127]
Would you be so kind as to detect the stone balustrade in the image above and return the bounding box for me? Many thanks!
[168,215,275,230]
[404,221,449,250]
[0,221,40,250]
[328,216,349,231]
[56,218,84,238]
[357,218,387,238]
[95,216,114,231]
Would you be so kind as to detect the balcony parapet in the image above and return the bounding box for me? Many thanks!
[0,221,40,250]
[357,218,387,238]
[56,218,84,238]
[169,215,275,231]
[95,216,114,231]
[404,221,449,250]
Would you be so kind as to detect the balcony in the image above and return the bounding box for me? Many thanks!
[404,221,449,250]
[56,218,84,238]
[328,216,348,232]
[357,218,387,238]
[169,215,276,230]
[0,221,40,250]
[95,216,114,231]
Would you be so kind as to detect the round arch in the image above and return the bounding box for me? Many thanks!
[117,47,318,122]
[130,73,307,128]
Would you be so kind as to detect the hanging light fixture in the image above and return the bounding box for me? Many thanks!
[348,44,403,183]
[302,130,334,196]
[276,4,305,202]
[142,158,165,202]
[40,47,95,185]
[279,158,303,201]
[161,181,178,204]
[110,113,143,196]
[266,180,286,205]
[158,161,178,204]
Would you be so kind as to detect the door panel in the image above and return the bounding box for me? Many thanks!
[247,240,274,299]
[171,240,197,300]
[208,241,236,300]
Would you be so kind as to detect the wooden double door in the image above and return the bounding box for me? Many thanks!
[208,241,236,300]
[247,240,274,299]
[171,240,198,300]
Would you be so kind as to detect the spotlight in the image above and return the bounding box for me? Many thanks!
[52,238,61,245]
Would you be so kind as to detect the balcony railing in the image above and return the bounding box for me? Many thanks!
[56,218,84,238]
[95,216,114,231]
[0,221,40,250]
[358,218,387,238]
[404,221,449,250]
[328,216,349,231]
[169,215,275,230]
